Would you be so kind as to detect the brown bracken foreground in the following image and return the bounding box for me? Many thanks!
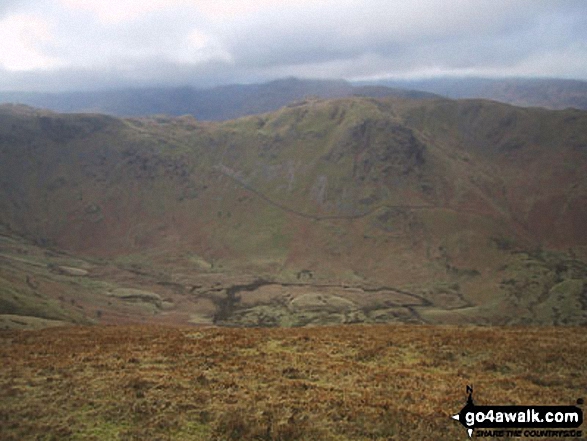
[0,324,585,440]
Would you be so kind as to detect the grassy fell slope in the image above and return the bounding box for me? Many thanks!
[0,324,585,440]
[0,98,586,326]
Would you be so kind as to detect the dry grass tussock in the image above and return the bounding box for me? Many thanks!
[0,324,585,440]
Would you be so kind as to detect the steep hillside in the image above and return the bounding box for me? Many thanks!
[0,97,586,327]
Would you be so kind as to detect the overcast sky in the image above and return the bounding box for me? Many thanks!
[1,0,586,91]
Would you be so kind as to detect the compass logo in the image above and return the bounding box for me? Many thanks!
[451,386,583,438]
[452,385,477,438]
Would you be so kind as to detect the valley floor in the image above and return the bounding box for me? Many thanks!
[0,324,585,440]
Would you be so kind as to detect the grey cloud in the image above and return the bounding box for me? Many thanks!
[45,7,204,66]
[0,0,29,17]
[0,58,240,92]
[215,0,587,79]
[0,0,586,91]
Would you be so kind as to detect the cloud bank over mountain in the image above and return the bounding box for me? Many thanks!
[0,0,586,91]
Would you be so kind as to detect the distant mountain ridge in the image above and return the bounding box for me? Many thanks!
[2,77,586,121]
[0,78,438,120]
[362,77,587,110]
